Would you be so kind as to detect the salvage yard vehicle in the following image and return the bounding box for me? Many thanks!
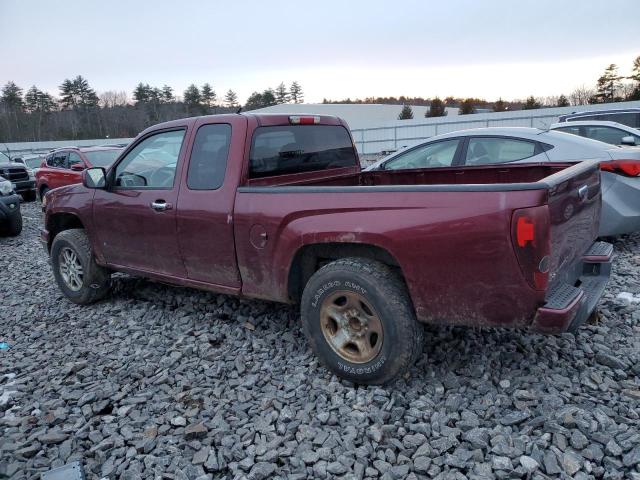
[0,151,36,202]
[0,175,22,236]
[550,120,640,147]
[365,127,640,237]
[35,146,123,201]
[40,114,612,384]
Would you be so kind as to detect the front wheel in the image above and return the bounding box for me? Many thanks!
[50,229,111,304]
[300,258,423,385]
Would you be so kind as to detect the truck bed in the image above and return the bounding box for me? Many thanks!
[247,162,573,190]
[235,160,604,332]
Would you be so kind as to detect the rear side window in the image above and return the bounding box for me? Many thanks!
[249,125,357,178]
[187,124,232,190]
[583,126,633,145]
[465,138,536,166]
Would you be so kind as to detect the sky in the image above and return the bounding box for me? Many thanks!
[1,0,638,104]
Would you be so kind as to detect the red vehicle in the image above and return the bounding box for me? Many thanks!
[40,114,612,384]
[35,146,123,200]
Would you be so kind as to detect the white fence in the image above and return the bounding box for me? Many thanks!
[3,100,640,157]
[351,100,640,154]
[1,138,134,158]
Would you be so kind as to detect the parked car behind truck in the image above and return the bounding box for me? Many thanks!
[0,151,36,201]
[366,127,640,237]
[36,146,123,200]
[0,176,22,236]
[41,114,612,384]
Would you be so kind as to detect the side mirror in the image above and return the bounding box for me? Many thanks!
[82,167,106,189]
[621,136,636,146]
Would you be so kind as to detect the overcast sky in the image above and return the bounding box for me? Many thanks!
[1,0,638,103]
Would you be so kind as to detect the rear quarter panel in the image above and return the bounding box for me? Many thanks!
[234,188,549,328]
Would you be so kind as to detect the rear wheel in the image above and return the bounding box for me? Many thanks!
[51,229,111,304]
[300,257,423,385]
[1,212,22,237]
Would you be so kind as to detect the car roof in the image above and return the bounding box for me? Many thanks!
[550,120,639,132]
[51,145,123,154]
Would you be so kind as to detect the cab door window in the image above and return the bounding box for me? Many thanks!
[114,130,186,188]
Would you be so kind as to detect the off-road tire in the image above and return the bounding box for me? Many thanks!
[22,191,37,202]
[1,212,22,237]
[51,229,111,305]
[301,257,424,385]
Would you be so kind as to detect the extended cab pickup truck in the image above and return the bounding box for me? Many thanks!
[41,113,612,384]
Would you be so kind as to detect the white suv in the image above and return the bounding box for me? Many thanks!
[550,120,640,147]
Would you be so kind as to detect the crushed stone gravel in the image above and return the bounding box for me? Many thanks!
[1,201,639,479]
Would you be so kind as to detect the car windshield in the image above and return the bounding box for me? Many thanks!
[24,157,42,168]
[0,151,10,163]
[84,149,122,167]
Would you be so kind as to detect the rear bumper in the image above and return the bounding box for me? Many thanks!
[0,194,22,221]
[530,241,612,334]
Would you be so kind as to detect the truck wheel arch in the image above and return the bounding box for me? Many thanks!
[47,213,85,251]
[287,242,404,303]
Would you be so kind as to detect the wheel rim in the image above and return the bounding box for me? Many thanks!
[58,247,84,291]
[320,290,383,364]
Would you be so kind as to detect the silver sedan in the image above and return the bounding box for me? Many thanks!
[365,127,640,237]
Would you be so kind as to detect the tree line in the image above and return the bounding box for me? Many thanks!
[1,56,639,140]
[0,78,304,142]
[340,56,640,120]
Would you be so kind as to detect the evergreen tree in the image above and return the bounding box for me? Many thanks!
[398,104,413,120]
[426,97,446,117]
[522,96,542,110]
[595,64,622,102]
[59,79,76,109]
[161,85,174,103]
[458,98,476,115]
[289,81,303,103]
[275,82,289,104]
[224,89,238,108]
[628,56,640,101]
[493,98,507,112]
[244,92,265,111]
[261,88,277,107]
[72,76,98,107]
[133,83,152,104]
[556,94,569,107]
[201,83,216,108]
[183,84,201,111]
[1,81,24,111]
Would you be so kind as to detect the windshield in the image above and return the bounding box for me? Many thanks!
[24,157,42,168]
[84,149,123,167]
[0,151,10,162]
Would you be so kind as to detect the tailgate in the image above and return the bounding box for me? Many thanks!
[545,160,602,287]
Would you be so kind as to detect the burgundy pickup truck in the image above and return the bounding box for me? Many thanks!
[41,113,612,384]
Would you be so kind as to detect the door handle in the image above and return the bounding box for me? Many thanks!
[150,200,172,211]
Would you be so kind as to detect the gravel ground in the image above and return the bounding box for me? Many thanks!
[1,201,640,480]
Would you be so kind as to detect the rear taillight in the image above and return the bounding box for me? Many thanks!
[600,160,640,177]
[511,206,551,291]
[289,115,320,125]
